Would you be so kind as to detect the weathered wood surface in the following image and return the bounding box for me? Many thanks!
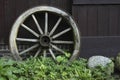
[0,0,71,42]
[80,36,120,58]
[73,0,120,4]
[0,0,120,57]
[72,4,120,36]
[1,0,120,40]
[0,36,120,58]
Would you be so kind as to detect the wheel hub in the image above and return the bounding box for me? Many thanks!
[40,35,51,48]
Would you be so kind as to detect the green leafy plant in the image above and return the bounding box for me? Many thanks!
[0,53,119,80]
[0,58,18,80]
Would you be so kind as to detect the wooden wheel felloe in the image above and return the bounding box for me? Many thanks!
[9,6,80,61]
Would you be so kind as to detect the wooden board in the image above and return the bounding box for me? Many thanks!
[72,6,88,36]
[80,36,120,58]
[73,0,120,5]
[0,0,5,40]
[97,6,109,36]
[87,6,97,36]
[0,0,71,42]
[72,4,120,36]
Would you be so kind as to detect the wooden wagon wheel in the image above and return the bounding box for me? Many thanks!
[9,6,80,61]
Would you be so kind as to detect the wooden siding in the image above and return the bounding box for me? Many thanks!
[0,0,5,40]
[0,0,71,42]
[1,0,120,40]
[80,36,120,58]
[73,0,120,4]
[72,4,120,36]
[72,0,120,57]
[0,0,120,57]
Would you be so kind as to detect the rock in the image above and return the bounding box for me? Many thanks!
[88,56,112,68]
[87,56,114,75]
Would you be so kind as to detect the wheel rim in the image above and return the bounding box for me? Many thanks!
[9,6,80,61]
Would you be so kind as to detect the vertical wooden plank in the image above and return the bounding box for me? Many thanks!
[5,0,16,42]
[72,5,81,37]
[109,5,119,36]
[72,6,79,24]
[87,6,98,36]
[72,6,88,36]
[50,0,71,13]
[29,0,71,13]
[0,0,5,40]
[73,0,120,5]
[81,36,120,58]
[29,0,50,8]
[97,6,109,36]
[15,0,29,17]
[118,5,120,36]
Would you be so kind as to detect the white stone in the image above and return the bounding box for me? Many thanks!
[88,56,112,68]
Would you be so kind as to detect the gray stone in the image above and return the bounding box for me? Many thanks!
[88,56,112,68]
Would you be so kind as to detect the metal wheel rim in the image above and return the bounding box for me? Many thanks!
[9,6,80,61]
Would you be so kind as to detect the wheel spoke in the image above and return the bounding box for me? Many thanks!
[49,49,56,60]
[49,17,62,36]
[52,28,71,39]
[51,44,65,54]
[34,48,41,58]
[43,50,47,57]
[32,14,43,34]
[21,24,39,37]
[16,38,38,42]
[45,12,48,35]
[52,40,73,44]
[19,44,39,55]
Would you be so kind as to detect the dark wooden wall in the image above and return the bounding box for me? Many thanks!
[0,0,72,42]
[72,0,120,57]
[0,0,120,57]
[72,0,120,36]
[1,0,120,41]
